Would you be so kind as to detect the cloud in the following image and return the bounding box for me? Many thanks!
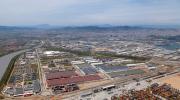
[0,0,180,25]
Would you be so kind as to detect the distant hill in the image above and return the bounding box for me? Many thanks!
[0,25,179,42]
[0,25,179,30]
[0,26,35,30]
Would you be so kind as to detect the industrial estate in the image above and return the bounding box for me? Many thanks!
[0,26,179,100]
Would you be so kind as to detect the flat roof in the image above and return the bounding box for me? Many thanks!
[77,63,92,68]
[47,75,102,87]
[46,71,78,80]
[81,67,97,75]
[96,65,128,73]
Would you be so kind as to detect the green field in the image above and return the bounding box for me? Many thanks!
[46,47,151,61]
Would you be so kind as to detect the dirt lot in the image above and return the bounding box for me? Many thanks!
[158,73,180,90]
[4,96,43,100]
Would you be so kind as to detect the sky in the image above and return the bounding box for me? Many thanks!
[0,0,180,26]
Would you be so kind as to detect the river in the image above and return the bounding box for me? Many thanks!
[0,50,26,81]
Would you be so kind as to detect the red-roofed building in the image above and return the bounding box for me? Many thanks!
[46,71,78,80]
[47,75,102,87]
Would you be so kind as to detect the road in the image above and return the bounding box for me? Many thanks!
[35,48,52,96]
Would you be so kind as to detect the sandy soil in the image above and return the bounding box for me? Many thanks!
[4,95,46,100]
[158,74,180,90]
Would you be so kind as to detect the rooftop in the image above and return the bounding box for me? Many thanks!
[46,71,78,80]
[47,75,102,87]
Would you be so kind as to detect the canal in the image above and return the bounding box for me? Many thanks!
[0,50,26,81]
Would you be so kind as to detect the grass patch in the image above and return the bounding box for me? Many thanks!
[95,52,150,61]
[46,47,91,56]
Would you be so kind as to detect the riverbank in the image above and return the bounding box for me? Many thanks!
[0,50,27,81]
[0,54,21,91]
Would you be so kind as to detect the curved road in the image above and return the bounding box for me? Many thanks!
[0,50,26,81]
